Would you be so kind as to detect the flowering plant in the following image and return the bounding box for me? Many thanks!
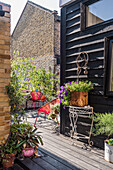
[58,81,93,108]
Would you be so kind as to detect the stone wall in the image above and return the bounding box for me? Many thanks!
[11,2,60,73]
[0,2,11,144]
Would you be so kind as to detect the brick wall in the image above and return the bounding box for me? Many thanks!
[11,1,60,73]
[0,3,11,144]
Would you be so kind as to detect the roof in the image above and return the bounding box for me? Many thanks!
[28,1,53,13]
[0,1,11,7]
[59,0,76,7]
[12,0,60,36]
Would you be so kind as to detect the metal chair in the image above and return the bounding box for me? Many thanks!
[30,91,46,110]
[34,98,59,127]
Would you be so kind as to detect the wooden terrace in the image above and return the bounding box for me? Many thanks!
[9,112,113,170]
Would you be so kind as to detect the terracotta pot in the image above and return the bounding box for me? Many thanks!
[70,91,88,107]
[55,110,59,114]
[51,114,56,119]
[2,153,15,168]
[22,147,35,157]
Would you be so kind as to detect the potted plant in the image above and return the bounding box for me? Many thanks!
[48,103,60,120]
[0,137,19,168]
[16,126,43,157]
[93,112,113,163]
[58,81,93,108]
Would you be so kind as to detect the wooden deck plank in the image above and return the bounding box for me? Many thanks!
[42,137,113,170]
[41,140,99,170]
[33,157,58,170]
[38,128,113,169]
[39,148,80,170]
[41,155,74,170]
[21,158,44,170]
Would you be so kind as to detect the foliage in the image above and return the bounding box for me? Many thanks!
[108,139,113,146]
[93,112,113,137]
[0,134,19,162]
[58,81,93,108]
[30,67,60,100]
[50,103,60,113]
[6,51,36,121]
[48,103,60,119]
[0,122,43,163]
[16,125,43,149]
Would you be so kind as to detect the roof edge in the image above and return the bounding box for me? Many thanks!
[28,1,53,13]
[59,0,76,7]
[0,1,11,7]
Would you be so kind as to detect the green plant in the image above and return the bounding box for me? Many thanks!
[30,67,60,100]
[0,136,19,163]
[16,126,43,149]
[48,103,60,120]
[93,112,113,137]
[108,139,113,146]
[58,81,93,108]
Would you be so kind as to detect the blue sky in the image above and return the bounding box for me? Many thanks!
[2,0,60,33]
[89,0,113,21]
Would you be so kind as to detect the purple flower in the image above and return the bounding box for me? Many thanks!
[65,84,68,87]
[60,89,64,93]
[64,83,65,85]
[75,81,78,83]
[59,100,61,104]
[63,106,66,109]
[68,81,72,84]
[58,93,61,98]
[61,86,64,90]
[65,90,68,96]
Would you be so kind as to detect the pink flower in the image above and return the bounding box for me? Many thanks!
[70,90,72,92]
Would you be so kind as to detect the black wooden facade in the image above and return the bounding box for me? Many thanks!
[60,0,113,148]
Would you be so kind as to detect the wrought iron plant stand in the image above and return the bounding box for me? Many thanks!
[69,106,94,148]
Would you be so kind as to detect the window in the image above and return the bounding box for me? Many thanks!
[104,37,113,96]
[86,0,113,27]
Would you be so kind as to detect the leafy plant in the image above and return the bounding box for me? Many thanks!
[16,126,43,149]
[108,139,113,146]
[0,135,19,162]
[58,81,93,108]
[30,67,60,100]
[93,112,113,137]
[48,103,60,120]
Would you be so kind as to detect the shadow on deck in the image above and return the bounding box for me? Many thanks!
[9,110,113,170]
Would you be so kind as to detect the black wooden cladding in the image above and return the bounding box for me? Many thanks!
[60,0,113,148]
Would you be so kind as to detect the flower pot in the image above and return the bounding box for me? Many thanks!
[22,147,35,157]
[55,110,59,114]
[70,91,88,107]
[51,114,56,119]
[2,153,15,168]
[104,142,113,163]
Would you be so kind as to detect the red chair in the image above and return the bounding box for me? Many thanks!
[34,98,59,127]
[30,91,46,110]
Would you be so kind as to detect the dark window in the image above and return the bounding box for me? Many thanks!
[85,0,113,27]
[104,37,113,96]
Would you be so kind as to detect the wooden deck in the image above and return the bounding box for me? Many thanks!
[8,111,113,170]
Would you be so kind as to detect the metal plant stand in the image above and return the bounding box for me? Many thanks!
[69,106,94,146]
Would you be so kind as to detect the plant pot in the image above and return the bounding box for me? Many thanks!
[2,153,15,168]
[55,110,59,114]
[104,142,113,163]
[22,147,35,157]
[51,114,56,119]
[70,91,88,107]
